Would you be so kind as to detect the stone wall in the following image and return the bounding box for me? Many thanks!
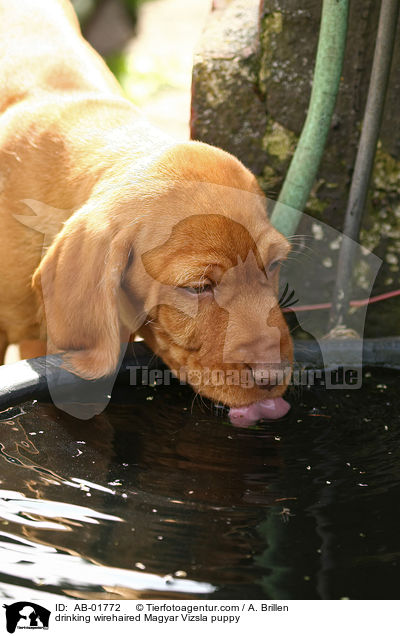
[191,0,400,336]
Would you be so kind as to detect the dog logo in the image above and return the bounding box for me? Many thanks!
[3,602,50,633]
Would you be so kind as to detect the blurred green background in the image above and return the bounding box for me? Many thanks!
[71,0,145,27]
[68,0,210,141]
[70,0,204,122]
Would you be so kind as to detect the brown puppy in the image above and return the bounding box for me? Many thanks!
[0,0,292,416]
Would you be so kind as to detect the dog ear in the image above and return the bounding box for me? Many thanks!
[32,204,132,380]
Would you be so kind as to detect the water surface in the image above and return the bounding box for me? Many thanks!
[0,369,399,600]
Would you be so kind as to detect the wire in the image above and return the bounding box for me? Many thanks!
[329,0,400,328]
[282,288,400,313]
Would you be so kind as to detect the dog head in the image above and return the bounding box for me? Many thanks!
[33,141,293,408]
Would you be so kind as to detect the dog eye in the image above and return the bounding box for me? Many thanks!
[268,260,282,275]
[182,284,213,295]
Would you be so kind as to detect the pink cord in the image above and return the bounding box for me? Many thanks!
[282,288,400,313]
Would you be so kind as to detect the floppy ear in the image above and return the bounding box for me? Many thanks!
[32,206,132,380]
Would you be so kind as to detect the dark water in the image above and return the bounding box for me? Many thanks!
[0,369,399,600]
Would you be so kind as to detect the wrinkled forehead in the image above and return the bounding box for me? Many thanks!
[140,211,291,288]
[145,180,288,250]
[177,179,268,225]
[165,213,288,265]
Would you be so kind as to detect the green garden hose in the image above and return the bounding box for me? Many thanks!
[270,0,349,237]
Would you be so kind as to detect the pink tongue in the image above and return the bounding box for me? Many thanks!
[229,397,290,427]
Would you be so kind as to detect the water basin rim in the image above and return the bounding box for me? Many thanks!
[1,338,400,411]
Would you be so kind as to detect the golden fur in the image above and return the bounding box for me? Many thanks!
[0,0,292,407]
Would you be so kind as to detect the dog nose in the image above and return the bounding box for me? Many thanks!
[233,334,282,365]
[250,363,271,385]
[248,362,287,389]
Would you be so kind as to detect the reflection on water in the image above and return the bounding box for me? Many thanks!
[0,370,399,600]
